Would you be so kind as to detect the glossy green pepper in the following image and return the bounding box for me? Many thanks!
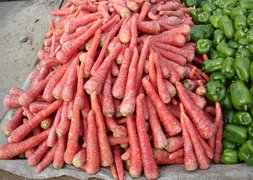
[185,0,197,6]
[221,57,235,79]
[190,25,214,42]
[210,71,226,84]
[196,39,212,54]
[228,40,238,49]
[203,58,224,72]
[235,27,248,41]
[205,80,226,102]
[217,41,235,57]
[221,93,233,110]
[214,29,225,46]
[250,62,253,82]
[224,0,238,8]
[234,57,251,82]
[230,8,247,20]
[248,122,253,138]
[236,48,251,58]
[201,2,215,11]
[238,38,249,46]
[240,0,253,10]
[234,15,247,29]
[219,15,235,39]
[247,12,253,26]
[209,14,222,28]
[214,0,225,8]
[209,49,219,59]
[213,8,223,15]
[221,149,239,164]
[249,44,253,54]
[247,29,253,43]
[245,156,253,166]
[223,110,235,124]
[197,11,211,24]
[230,80,253,111]
[239,140,253,162]
[223,7,231,16]
[190,9,200,24]
[233,111,253,126]
[224,124,248,144]
[223,139,238,150]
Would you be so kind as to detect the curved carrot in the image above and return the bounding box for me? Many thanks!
[28,140,50,166]
[102,73,115,117]
[113,146,125,180]
[214,102,223,164]
[53,135,66,169]
[3,108,23,136]
[73,148,87,168]
[56,101,70,137]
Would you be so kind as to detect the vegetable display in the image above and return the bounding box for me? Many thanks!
[187,0,253,166]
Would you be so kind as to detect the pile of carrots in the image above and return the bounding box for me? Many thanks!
[1,0,223,179]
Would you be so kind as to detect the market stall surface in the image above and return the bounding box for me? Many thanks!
[0,0,253,180]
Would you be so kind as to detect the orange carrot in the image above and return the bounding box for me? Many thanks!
[126,116,142,178]
[121,148,130,161]
[113,146,125,180]
[91,92,113,167]
[3,95,21,109]
[148,52,157,88]
[103,73,115,117]
[73,148,87,168]
[41,118,53,129]
[9,88,24,96]
[108,136,129,146]
[0,129,50,159]
[127,0,139,11]
[110,162,119,180]
[111,61,119,77]
[169,148,184,160]
[113,2,131,18]
[153,149,184,165]
[130,14,138,49]
[157,1,181,11]
[214,102,223,164]
[147,98,168,149]
[56,101,70,137]
[51,8,74,16]
[138,2,151,21]
[29,101,50,113]
[80,110,100,174]
[152,33,186,47]
[53,135,66,169]
[142,77,181,136]
[106,117,127,138]
[112,48,131,99]
[102,14,120,32]
[28,140,50,166]
[118,18,131,43]
[9,100,62,143]
[3,108,23,136]
[138,21,161,34]
[166,136,184,153]
[98,4,110,22]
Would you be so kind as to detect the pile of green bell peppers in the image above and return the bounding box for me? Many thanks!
[188,0,253,166]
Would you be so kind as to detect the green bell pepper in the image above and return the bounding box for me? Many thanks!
[247,29,253,43]
[223,110,235,124]
[210,71,226,84]
[185,0,198,7]
[197,11,211,24]
[224,0,238,8]
[239,140,253,162]
[230,8,247,20]
[228,40,238,49]
[190,9,200,24]
[249,44,253,54]
[235,27,248,42]
[247,12,253,26]
[217,41,235,57]
[230,80,253,111]
[221,149,239,164]
[209,14,222,28]
[201,3,216,11]
[248,122,253,139]
[234,15,247,29]
[240,0,253,10]
[233,111,253,126]
[190,25,214,42]
[219,15,235,39]
[236,48,251,58]
[214,29,225,46]
[245,156,253,166]
[238,38,249,46]
[234,57,251,82]
[214,0,225,8]
[209,49,219,59]
[223,7,231,16]
[223,139,238,150]
[203,58,224,72]
[213,8,223,15]
[205,80,226,102]
[221,57,235,79]
[196,39,212,54]
[224,124,248,144]
[221,93,233,110]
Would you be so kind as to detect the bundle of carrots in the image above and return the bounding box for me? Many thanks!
[1,0,223,179]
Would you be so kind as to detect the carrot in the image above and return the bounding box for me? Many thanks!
[28,140,50,166]
[175,81,216,140]
[121,148,130,161]
[153,149,184,165]
[127,0,139,11]
[136,94,159,179]
[120,47,139,116]
[35,141,57,173]
[80,110,100,174]
[98,4,110,22]
[148,2,162,21]
[84,29,101,78]
[137,2,151,21]
[116,45,126,65]
[114,98,122,118]
[112,48,131,99]
[197,131,214,160]
[148,52,157,88]
[108,136,129,146]
[91,92,113,167]
[9,88,24,96]
[0,129,49,159]
[41,118,53,129]
[110,162,119,180]
[213,102,223,164]
[126,116,142,178]
[53,135,66,169]
[147,98,168,149]
[3,108,23,136]
[138,21,161,34]
[108,37,121,52]
[73,148,87,168]
[157,1,181,11]
[106,117,127,138]
[111,61,119,77]
[152,33,186,47]
[56,19,102,63]
[159,10,183,17]
[102,14,120,32]
[118,18,131,43]
[129,14,138,49]
[60,25,90,44]
[75,60,86,109]
[78,4,97,12]
[101,72,115,117]
[51,8,74,16]
[169,148,184,160]
[57,101,70,137]
[64,101,80,164]
[164,80,177,98]
[142,77,181,136]
[3,95,21,109]
[113,146,124,180]
[113,2,131,18]
[38,50,50,60]
[186,89,206,109]
[47,107,62,147]
[9,100,62,143]
[84,43,121,95]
